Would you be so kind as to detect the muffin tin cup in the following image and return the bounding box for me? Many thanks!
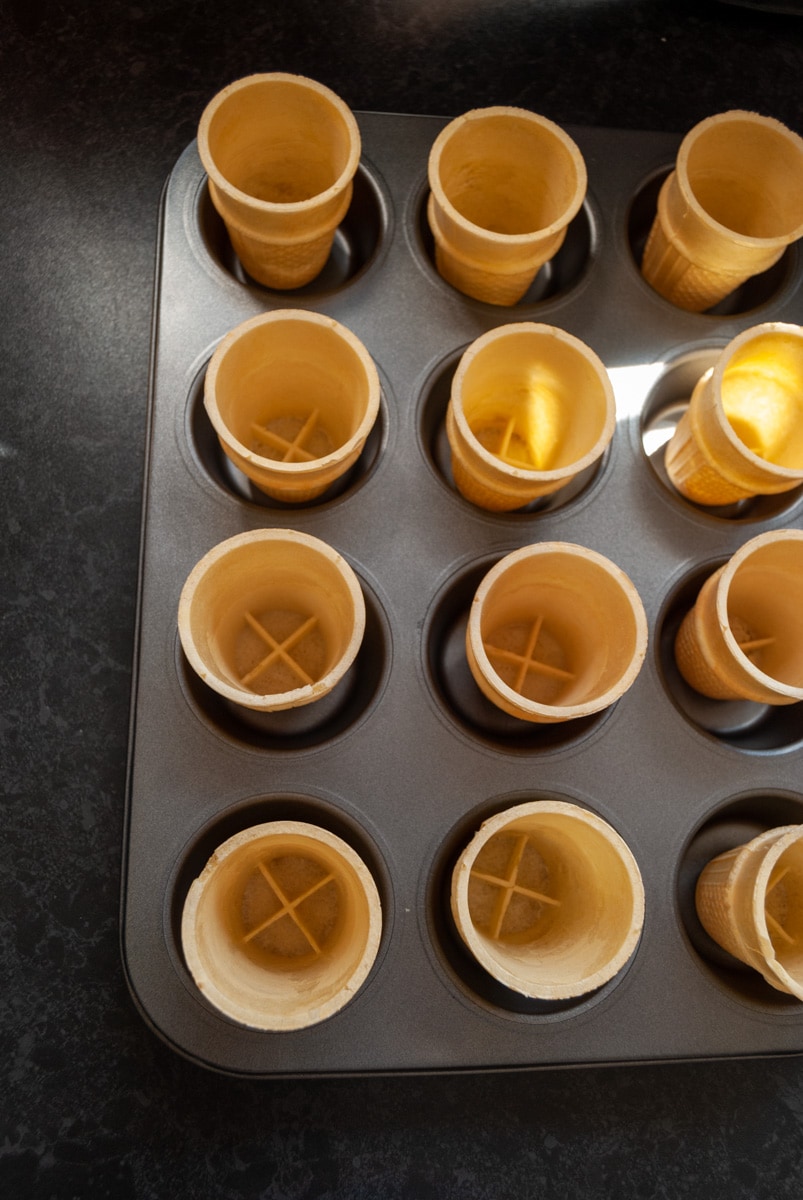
[123,110,803,1077]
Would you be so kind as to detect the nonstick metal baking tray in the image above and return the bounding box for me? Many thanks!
[123,110,803,1076]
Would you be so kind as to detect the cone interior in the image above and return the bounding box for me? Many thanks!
[211,317,370,468]
[460,810,641,995]
[762,839,803,985]
[726,539,803,689]
[457,329,611,475]
[437,112,581,235]
[478,551,642,708]
[720,331,803,470]
[684,116,803,241]
[204,78,355,204]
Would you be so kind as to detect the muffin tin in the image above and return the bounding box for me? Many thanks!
[123,110,803,1075]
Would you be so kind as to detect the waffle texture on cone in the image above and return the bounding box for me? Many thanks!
[641,111,803,312]
[695,825,803,999]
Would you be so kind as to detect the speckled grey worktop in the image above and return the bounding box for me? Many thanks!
[3,1,803,1196]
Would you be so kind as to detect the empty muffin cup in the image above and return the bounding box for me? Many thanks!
[427,106,586,306]
[664,322,803,507]
[451,800,645,1000]
[178,529,365,713]
[181,820,383,1030]
[204,309,381,503]
[641,110,803,312]
[466,543,648,723]
[197,72,361,289]
[445,323,616,512]
[674,529,803,705]
[695,825,803,999]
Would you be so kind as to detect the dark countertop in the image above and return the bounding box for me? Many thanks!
[3,1,803,1196]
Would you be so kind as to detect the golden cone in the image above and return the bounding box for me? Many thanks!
[446,323,615,512]
[198,73,360,289]
[695,825,803,999]
[181,821,382,1030]
[466,542,647,724]
[451,800,645,1000]
[674,529,803,705]
[177,529,365,713]
[427,107,586,306]
[664,323,803,506]
[204,309,380,503]
[641,111,803,312]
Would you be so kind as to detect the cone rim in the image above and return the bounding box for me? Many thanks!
[197,72,361,215]
[427,106,587,246]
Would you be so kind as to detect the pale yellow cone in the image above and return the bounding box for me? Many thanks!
[451,800,645,1000]
[641,111,803,312]
[446,323,615,512]
[427,107,586,306]
[664,323,803,506]
[695,825,803,999]
[466,542,648,724]
[198,73,360,289]
[204,309,380,503]
[674,529,803,704]
[181,821,382,1030]
[177,529,365,713]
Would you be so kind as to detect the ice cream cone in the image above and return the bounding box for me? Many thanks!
[466,542,648,724]
[178,529,365,713]
[181,821,382,1030]
[664,323,803,506]
[204,309,380,503]
[641,111,803,312]
[674,529,803,704]
[695,825,803,999]
[197,73,361,289]
[427,107,586,306]
[451,800,644,1000]
[445,323,615,511]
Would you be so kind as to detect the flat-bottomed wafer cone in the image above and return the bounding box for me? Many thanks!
[181,821,382,1029]
[674,529,803,705]
[178,529,365,713]
[427,107,586,306]
[198,73,360,289]
[695,825,803,999]
[446,323,615,512]
[204,309,380,503]
[641,111,803,312]
[664,323,803,506]
[451,800,645,999]
[466,542,648,723]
